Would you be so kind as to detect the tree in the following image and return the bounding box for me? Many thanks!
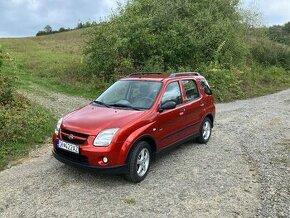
[36,31,46,36]
[44,25,52,33]
[77,22,83,29]
[59,27,66,32]
[85,0,247,81]
[283,22,290,34]
[268,22,290,45]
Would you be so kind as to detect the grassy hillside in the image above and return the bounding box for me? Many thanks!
[0,29,101,99]
[1,28,290,102]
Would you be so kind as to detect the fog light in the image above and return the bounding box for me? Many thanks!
[103,157,108,164]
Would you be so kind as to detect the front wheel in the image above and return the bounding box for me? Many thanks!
[125,141,151,183]
[196,117,212,144]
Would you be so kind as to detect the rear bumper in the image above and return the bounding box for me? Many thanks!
[52,149,128,174]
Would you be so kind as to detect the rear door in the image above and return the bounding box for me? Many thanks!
[180,79,203,136]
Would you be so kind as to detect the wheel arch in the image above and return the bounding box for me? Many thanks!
[204,113,214,127]
[125,135,157,164]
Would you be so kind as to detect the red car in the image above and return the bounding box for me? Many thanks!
[52,72,215,182]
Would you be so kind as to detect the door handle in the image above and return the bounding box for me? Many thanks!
[200,103,205,107]
[179,108,185,112]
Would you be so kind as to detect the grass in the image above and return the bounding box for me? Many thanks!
[124,198,137,205]
[0,29,101,99]
[270,157,289,166]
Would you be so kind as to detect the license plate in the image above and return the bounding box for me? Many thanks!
[57,139,79,154]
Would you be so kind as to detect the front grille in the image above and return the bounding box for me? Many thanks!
[60,128,89,145]
[55,147,88,165]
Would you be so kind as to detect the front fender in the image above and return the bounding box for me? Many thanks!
[117,122,156,164]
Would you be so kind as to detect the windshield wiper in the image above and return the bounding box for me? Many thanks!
[93,100,111,108]
[108,103,142,111]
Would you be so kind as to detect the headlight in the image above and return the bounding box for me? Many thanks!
[93,128,119,147]
[55,117,63,135]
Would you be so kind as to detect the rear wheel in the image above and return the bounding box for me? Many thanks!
[196,117,212,144]
[125,141,151,183]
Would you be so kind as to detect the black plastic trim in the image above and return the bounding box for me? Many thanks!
[52,149,128,174]
[160,121,200,141]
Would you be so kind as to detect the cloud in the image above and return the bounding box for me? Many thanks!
[0,0,124,37]
[1,0,290,37]
[242,0,290,26]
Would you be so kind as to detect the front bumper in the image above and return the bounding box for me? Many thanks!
[52,149,128,174]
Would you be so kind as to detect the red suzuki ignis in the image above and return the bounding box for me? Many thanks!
[52,72,215,182]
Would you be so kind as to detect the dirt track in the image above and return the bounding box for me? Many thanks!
[1,88,290,217]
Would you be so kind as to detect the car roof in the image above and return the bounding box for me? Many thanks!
[120,72,205,82]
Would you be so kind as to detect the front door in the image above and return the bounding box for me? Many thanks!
[155,81,187,149]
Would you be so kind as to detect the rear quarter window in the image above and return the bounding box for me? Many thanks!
[200,79,212,95]
[182,80,200,102]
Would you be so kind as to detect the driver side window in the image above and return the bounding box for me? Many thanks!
[161,82,182,106]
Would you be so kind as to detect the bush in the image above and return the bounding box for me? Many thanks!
[0,97,55,169]
[85,0,247,82]
[202,65,290,102]
[249,37,290,69]
[268,22,290,45]
[0,45,3,68]
[202,68,244,102]
[0,74,15,106]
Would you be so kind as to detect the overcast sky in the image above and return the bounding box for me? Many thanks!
[0,0,290,38]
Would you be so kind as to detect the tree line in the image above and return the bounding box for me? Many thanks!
[268,22,290,45]
[36,21,98,36]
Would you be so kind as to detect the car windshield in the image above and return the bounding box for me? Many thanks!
[95,80,162,110]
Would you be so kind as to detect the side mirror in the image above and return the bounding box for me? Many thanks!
[159,101,176,112]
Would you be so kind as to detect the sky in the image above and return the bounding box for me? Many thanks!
[0,0,290,38]
[242,0,290,26]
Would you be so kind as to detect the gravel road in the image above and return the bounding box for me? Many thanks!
[1,88,290,217]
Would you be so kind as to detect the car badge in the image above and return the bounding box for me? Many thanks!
[68,134,74,140]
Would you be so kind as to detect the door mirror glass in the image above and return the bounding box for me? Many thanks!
[159,101,176,112]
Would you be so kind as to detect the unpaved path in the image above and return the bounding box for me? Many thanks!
[1,88,290,217]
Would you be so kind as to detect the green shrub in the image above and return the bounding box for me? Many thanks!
[202,64,290,102]
[85,0,247,82]
[0,45,3,68]
[202,68,244,102]
[0,74,16,106]
[249,37,290,69]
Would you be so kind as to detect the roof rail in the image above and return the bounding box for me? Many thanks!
[169,72,200,78]
[126,72,163,78]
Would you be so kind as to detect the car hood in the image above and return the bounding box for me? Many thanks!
[61,104,145,135]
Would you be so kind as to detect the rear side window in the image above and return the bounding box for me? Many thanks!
[161,82,182,105]
[182,80,200,102]
[200,79,212,95]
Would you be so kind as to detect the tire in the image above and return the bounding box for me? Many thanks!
[196,117,212,144]
[125,141,151,183]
